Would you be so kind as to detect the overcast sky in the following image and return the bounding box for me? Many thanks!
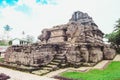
[0,0,120,40]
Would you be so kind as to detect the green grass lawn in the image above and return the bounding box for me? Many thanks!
[60,61,120,80]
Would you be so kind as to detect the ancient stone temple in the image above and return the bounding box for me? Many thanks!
[4,11,116,75]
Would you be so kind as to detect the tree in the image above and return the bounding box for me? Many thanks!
[26,35,34,43]
[105,18,120,53]
[3,25,12,31]
[0,40,7,46]
[115,18,120,31]
[3,25,12,40]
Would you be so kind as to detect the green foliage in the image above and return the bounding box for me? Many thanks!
[105,31,120,45]
[8,41,12,45]
[60,61,120,80]
[105,18,120,53]
[26,35,34,43]
[0,40,8,46]
[0,41,6,46]
[3,25,12,31]
[0,58,4,62]
[115,18,120,31]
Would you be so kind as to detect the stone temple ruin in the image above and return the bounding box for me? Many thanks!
[4,11,116,75]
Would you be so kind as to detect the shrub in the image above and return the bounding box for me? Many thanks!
[0,58,4,62]
[0,73,10,80]
[54,76,79,80]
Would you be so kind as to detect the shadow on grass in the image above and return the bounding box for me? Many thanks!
[54,76,82,80]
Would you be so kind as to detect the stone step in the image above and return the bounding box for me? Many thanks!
[42,67,53,71]
[32,69,50,75]
[57,58,66,60]
[52,59,62,63]
[60,63,67,67]
[55,56,65,59]
[55,54,65,56]
[82,63,91,66]
[39,70,50,75]
[49,62,59,65]
[46,64,58,68]
[54,58,64,61]
[46,64,59,70]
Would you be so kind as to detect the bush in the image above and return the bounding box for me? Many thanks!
[0,73,10,80]
[0,58,4,62]
[54,76,79,80]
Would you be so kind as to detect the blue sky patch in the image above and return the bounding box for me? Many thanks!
[15,4,32,14]
[0,0,5,7]
[36,0,48,5]
[6,0,18,6]
[36,0,57,5]
[0,0,3,4]
[0,0,18,7]
[0,0,57,8]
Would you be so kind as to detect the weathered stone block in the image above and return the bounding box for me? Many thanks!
[50,29,65,37]
[103,45,116,60]
[89,48,103,63]
[48,37,66,43]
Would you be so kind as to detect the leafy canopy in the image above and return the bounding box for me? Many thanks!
[105,18,120,46]
[3,25,12,31]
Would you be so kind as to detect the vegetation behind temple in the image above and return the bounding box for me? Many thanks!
[0,25,34,46]
[105,18,120,53]
[0,57,4,62]
[0,40,8,46]
[0,35,34,46]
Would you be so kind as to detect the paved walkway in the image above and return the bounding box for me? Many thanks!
[45,68,70,77]
[44,67,91,77]
[92,60,110,69]
[113,55,120,61]
[0,67,57,80]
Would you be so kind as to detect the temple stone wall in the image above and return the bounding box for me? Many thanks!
[48,37,66,43]
[103,44,116,60]
[50,29,65,37]
[5,44,57,67]
[4,11,116,68]
[89,47,103,63]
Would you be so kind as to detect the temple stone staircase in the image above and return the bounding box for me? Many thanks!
[32,52,67,75]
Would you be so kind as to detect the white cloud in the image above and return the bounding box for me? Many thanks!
[0,0,120,41]
[17,0,36,6]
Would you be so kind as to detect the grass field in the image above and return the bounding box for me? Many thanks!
[60,61,120,80]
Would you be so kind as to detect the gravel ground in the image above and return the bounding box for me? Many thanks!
[0,67,57,80]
